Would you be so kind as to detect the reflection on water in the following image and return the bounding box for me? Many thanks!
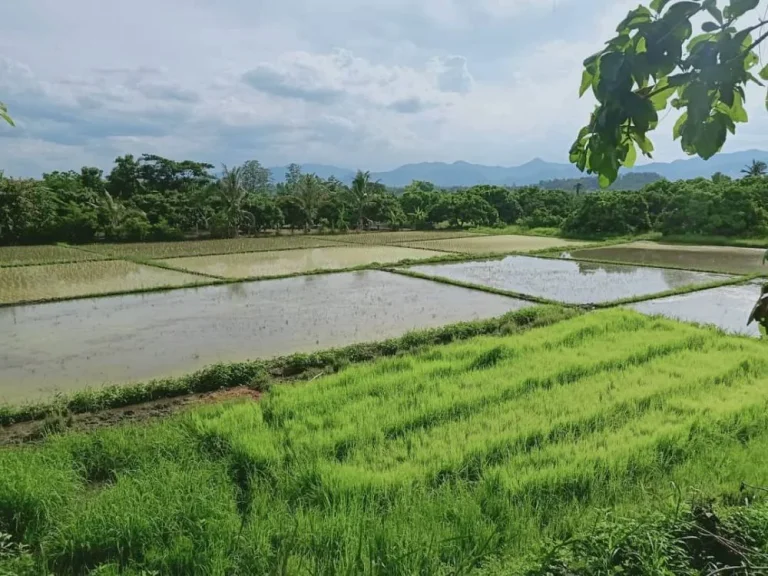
[567,242,766,275]
[409,256,731,304]
[156,245,445,279]
[0,270,530,402]
[630,282,763,338]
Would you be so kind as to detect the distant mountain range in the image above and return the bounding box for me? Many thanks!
[268,149,768,188]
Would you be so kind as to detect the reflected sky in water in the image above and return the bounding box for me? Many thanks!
[0,270,529,402]
[409,256,731,304]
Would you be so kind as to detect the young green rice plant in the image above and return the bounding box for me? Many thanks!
[0,244,103,267]
[0,260,208,305]
[327,230,484,246]
[3,310,768,574]
[153,245,447,279]
[85,235,346,259]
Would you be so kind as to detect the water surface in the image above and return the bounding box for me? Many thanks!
[0,270,529,402]
[402,235,592,254]
[157,245,444,278]
[630,282,763,337]
[568,241,766,275]
[408,256,731,304]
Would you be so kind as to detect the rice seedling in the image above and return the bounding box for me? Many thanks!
[84,235,345,259]
[3,310,768,574]
[0,245,103,267]
[401,234,594,254]
[0,260,208,305]
[325,230,484,246]
[154,245,446,279]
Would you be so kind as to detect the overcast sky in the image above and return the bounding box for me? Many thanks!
[2,0,767,176]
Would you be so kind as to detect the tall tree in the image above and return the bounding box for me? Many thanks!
[106,155,143,200]
[347,170,375,231]
[240,160,272,193]
[285,163,303,189]
[293,174,328,231]
[217,164,254,237]
[742,159,768,177]
[572,0,768,186]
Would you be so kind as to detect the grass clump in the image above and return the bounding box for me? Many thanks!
[3,310,768,573]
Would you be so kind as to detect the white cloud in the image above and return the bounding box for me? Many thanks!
[1,0,766,176]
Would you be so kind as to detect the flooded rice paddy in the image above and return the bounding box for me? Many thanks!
[567,241,768,275]
[0,244,103,266]
[86,235,344,259]
[408,255,731,304]
[0,270,530,401]
[156,245,445,279]
[630,281,763,337]
[0,260,207,305]
[335,230,482,245]
[401,234,592,254]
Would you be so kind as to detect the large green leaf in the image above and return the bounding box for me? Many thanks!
[579,69,594,97]
[759,64,768,82]
[725,90,749,122]
[673,112,688,140]
[648,79,677,110]
[650,0,674,14]
[702,0,723,24]
[0,102,13,127]
[695,117,728,160]
[622,141,638,168]
[724,0,760,20]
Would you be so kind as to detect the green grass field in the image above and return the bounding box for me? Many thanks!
[3,309,768,574]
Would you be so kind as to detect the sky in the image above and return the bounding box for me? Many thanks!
[1,0,767,177]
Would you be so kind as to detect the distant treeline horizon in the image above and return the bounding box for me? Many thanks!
[1,153,767,245]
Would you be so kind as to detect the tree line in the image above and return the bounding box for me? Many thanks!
[1,153,767,244]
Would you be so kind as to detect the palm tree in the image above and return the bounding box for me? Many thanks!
[89,190,126,233]
[293,174,328,232]
[741,160,767,178]
[347,170,375,231]
[218,164,254,237]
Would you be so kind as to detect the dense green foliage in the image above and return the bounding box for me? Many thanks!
[3,152,768,244]
[572,0,768,185]
[564,174,768,237]
[3,310,768,574]
[539,171,663,192]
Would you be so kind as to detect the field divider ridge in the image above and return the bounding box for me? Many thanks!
[0,304,580,431]
[533,249,768,277]
[594,273,761,308]
[382,266,579,307]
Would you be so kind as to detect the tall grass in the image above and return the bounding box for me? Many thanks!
[3,310,768,574]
